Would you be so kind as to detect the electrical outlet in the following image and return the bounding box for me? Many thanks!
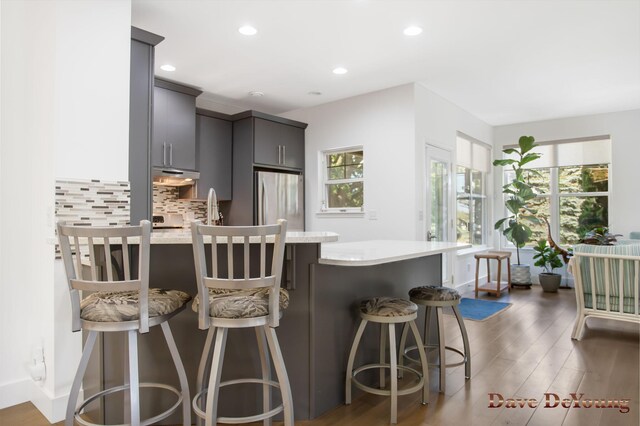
[368,210,378,220]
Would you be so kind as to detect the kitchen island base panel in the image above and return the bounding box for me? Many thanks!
[309,254,441,418]
[87,243,443,423]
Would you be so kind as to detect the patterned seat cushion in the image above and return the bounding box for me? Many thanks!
[409,285,461,302]
[81,288,191,322]
[192,288,290,319]
[360,297,417,317]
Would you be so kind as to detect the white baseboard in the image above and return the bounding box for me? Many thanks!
[0,378,74,423]
[0,379,31,410]
[30,383,74,423]
[455,275,488,293]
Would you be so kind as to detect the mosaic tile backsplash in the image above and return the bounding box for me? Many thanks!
[55,179,131,258]
[153,185,207,223]
[56,179,130,226]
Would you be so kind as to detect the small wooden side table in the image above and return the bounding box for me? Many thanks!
[474,251,512,297]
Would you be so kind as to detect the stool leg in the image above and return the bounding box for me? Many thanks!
[507,259,512,292]
[66,330,98,426]
[127,330,141,426]
[379,323,387,389]
[452,305,471,380]
[475,258,480,298]
[436,308,446,393]
[205,327,228,426]
[346,319,368,404]
[264,326,294,426]
[388,323,398,424]
[161,321,191,426]
[196,327,216,426]
[496,260,502,297]
[408,320,429,405]
[256,327,272,426]
[424,306,432,346]
[397,322,410,379]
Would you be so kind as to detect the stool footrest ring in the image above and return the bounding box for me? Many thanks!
[403,344,468,368]
[351,363,425,397]
[193,378,283,423]
[74,382,182,426]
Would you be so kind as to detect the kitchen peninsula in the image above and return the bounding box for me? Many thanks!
[91,231,469,423]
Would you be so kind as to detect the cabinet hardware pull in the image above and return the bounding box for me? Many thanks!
[169,144,173,166]
[163,143,167,166]
[278,145,282,164]
[283,145,286,164]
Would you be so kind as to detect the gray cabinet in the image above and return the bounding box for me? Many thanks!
[254,117,305,170]
[229,112,307,226]
[152,80,201,170]
[196,111,232,200]
[129,27,164,224]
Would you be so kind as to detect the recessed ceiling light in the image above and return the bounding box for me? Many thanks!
[332,67,348,75]
[238,25,257,36]
[160,64,176,72]
[249,91,264,97]
[308,91,323,96]
[403,26,423,36]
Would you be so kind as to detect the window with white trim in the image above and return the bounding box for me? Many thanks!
[320,147,364,212]
[501,137,611,246]
[456,135,491,245]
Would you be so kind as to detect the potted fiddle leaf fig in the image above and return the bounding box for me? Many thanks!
[532,239,563,292]
[493,135,541,287]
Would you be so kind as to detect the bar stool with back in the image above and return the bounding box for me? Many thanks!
[190,219,293,426]
[57,220,192,426]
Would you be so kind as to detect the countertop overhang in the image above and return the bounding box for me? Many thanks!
[318,240,472,266]
[150,230,339,244]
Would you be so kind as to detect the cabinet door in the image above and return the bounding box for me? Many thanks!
[196,115,232,200]
[151,86,168,167]
[253,118,304,169]
[165,89,196,170]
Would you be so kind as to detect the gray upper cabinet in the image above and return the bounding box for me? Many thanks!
[253,117,305,170]
[129,27,164,224]
[152,79,202,170]
[196,111,232,200]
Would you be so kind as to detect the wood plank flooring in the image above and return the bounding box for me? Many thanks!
[1,287,638,426]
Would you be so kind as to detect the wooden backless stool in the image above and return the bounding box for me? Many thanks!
[474,251,512,297]
[191,219,293,426]
[399,286,470,393]
[57,220,192,426]
[345,297,429,424]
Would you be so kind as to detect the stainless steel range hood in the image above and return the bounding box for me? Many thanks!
[152,167,200,187]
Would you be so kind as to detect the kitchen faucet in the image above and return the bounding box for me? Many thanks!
[207,187,220,225]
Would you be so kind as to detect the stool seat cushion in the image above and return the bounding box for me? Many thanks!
[80,288,191,323]
[360,297,417,317]
[409,285,461,302]
[192,288,290,319]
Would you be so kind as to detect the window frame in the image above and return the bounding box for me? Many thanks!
[318,145,365,214]
[456,134,491,246]
[498,137,611,248]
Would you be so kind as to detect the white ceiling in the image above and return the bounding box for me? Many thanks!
[131,0,640,125]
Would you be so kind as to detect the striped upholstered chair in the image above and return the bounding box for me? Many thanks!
[571,241,640,340]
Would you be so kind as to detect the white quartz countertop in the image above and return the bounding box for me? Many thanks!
[150,230,339,244]
[318,240,471,266]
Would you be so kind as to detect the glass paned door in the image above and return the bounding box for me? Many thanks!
[425,145,453,285]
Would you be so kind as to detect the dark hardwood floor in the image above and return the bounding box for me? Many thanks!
[2,287,638,425]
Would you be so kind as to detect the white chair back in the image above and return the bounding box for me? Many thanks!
[57,220,151,332]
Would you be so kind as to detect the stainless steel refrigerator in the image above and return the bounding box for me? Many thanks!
[255,170,304,231]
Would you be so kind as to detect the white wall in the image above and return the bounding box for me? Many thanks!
[493,109,640,281]
[282,84,417,242]
[0,0,131,421]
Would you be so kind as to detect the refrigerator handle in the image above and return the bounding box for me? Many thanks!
[260,178,267,225]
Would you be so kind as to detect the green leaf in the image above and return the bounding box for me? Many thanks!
[520,152,541,166]
[511,223,532,245]
[518,136,536,154]
[502,148,519,155]
[506,199,524,214]
[493,159,517,167]
[522,215,540,224]
[494,218,508,230]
